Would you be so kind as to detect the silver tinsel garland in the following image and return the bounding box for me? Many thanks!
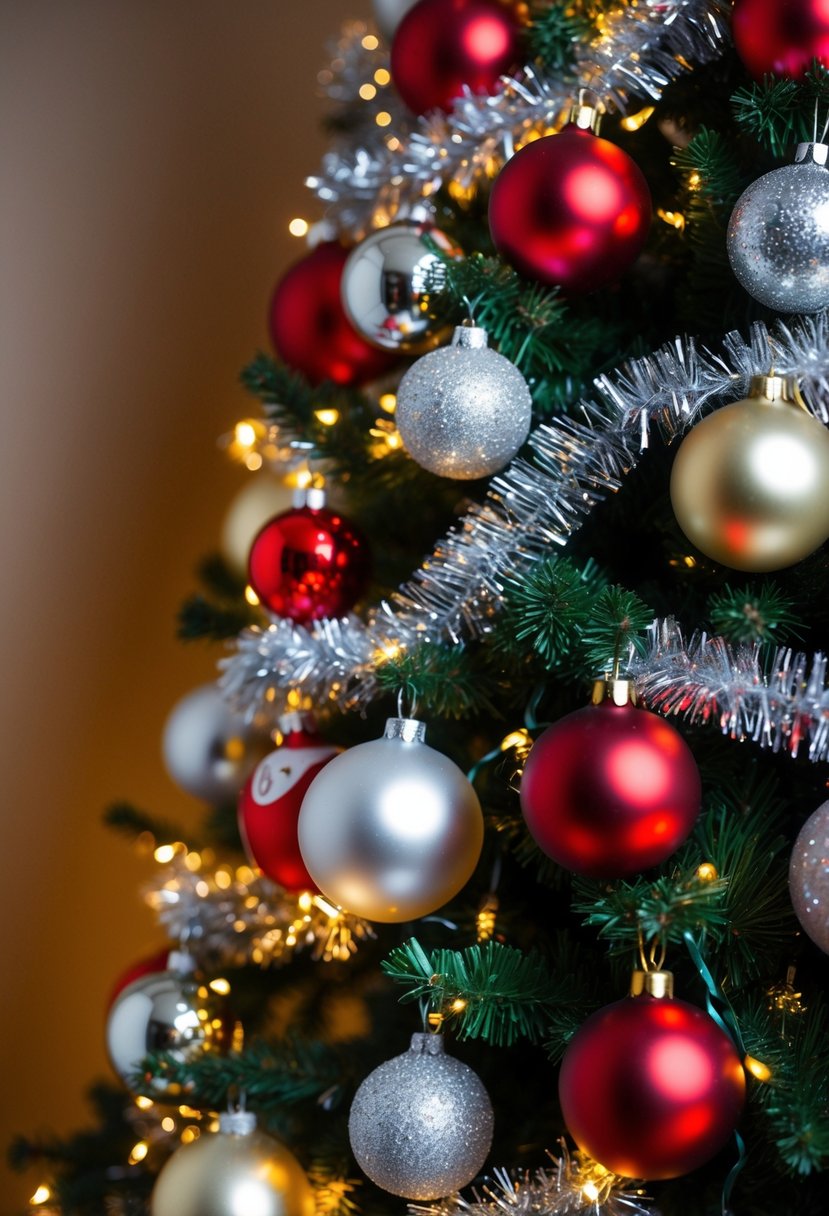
[308,1,730,233]
[409,1150,652,1216]
[220,312,829,763]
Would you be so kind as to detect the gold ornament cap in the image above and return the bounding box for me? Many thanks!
[747,373,808,413]
[591,677,637,707]
[630,969,674,999]
[568,90,604,134]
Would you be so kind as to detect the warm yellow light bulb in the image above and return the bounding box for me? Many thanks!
[744,1054,772,1082]
[289,217,309,237]
[245,585,260,606]
[582,1181,601,1202]
[154,843,176,864]
[374,68,391,85]
[235,421,257,448]
[128,1141,149,1164]
[359,83,377,101]
[209,977,231,995]
[361,33,379,49]
[30,1185,52,1206]
[375,111,392,127]
[379,392,397,413]
[314,408,340,426]
[696,861,718,882]
[621,105,655,131]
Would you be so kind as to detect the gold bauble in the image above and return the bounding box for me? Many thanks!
[151,1112,315,1216]
[221,474,296,574]
[670,375,829,571]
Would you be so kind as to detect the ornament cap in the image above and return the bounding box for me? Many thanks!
[409,1031,445,1056]
[384,717,427,744]
[219,1110,257,1136]
[747,373,808,412]
[567,99,603,134]
[630,969,675,999]
[795,141,829,167]
[292,486,326,510]
[167,949,197,974]
[451,323,489,350]
[591,677,637,707]
[277,710,316,737]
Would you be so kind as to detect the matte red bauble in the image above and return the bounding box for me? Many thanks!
[391,0,522,115]
[238,719,338,891]
[248,494,371,623]
[268,242,396,387]
[732,0,829,79]
[559,991,746,1179]
[520,695,701,877]
[488,125,652,294]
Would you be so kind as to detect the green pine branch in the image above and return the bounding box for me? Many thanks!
[373,641,500,719]
[498,555,606,668]
[526,1,593,75]
[732,64,829,158]
[707,581,804,645]
[104,801,187,849]
[581,584,653,674]
[381,938,563,1046]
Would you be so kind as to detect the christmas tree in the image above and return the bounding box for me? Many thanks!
[11,1,829,1213]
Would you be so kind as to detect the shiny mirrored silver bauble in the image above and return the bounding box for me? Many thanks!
[162,683,269,804]
[395,324,533,478]
[348,1033,494,1199]
[340,222,461,353]
[727,142,829,312]
[297,717,483,922]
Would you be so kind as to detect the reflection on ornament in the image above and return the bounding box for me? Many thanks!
[789,800,829,953]
[247,488,371,623]
[395,324,532,479]
[298,717,483,922]
[151,1110,315,1216]
[390,0,521,115]
[560,973,745,1179]
[340,221,461,354]
[348,1032,493,1199]
[727,142,829,313]
[732,0,829,78]
[670,375,829,572]
[489,109,651,294]
[162,683,269,805]
[106,953,232,1099]
[268,242,396,386]
[520,680,701,877]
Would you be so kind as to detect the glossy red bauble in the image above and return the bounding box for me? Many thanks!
[559,993,746,1179]
[248,504,371,623]
[238,723,338,891]
[268,243,396,387]
[391,0,522,115]
[488,126,652,294]
[520,701,701,877]
[732,0,829,79]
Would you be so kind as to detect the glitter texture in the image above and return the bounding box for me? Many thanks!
[727,144,829,313]
[348,1033,494,1199]
[789,800,829,953]
[395,325,533,479]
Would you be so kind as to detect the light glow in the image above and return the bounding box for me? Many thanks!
[30,1186,52,1206]
[288,217,309,237]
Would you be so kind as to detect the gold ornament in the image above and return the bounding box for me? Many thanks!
[221,474,295,573]
[151,1111,315,1216]
[670,374,829,571]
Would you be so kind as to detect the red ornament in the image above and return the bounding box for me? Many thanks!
[106,948,171,1011]
[732,0,829,80]
[488,124,652,294]
[391,0,522,116]
[268,242,396,387]
[559,990,746,1179]
[238,718,339,891]
[519,694,701,877]
[248,493,371,623]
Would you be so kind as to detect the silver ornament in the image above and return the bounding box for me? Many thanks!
[348,1032,494,1199]
[106,953,231,1097]
[340,221,461,354]
[151,1110,315,1216]
[162,682,269,804]
[395,324,533,479]
[727,141,829,313]
[371,0,419,42]
[789,800,829,954]
[297,717,483,922]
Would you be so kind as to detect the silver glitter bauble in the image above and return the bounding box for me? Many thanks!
[727,141,829,313]
[670,374,829,571]
[106,953,232,1098]
[789,800,829,954]
[371,0,419,41]
[162,683,269,804]
[152,1110,315,1216]
[340,221,461,354]
[297,717,483,922]
[395,324,533,479]
[348,1033,494,1199]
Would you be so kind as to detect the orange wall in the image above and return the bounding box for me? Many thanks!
[0,3,370,1209]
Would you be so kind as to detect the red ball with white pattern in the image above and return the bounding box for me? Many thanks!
[238,717,339,892]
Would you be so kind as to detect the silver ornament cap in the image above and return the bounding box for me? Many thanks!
[396,324,533,479]
[297,717,483,922]
[727,142,829,313]
[348,1032,494,1199]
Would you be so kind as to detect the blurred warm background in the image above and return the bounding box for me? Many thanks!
[0,2,369,1209]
